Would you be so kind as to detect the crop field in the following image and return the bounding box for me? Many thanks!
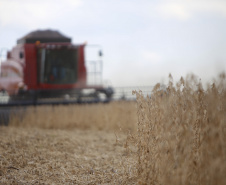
[0,73,226,185]
[0,102,138,184]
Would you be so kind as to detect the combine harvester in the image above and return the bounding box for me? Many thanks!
[0,30,114,124]
[0,30,114,105]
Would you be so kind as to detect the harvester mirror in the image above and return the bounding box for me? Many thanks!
[99,50,103,57]
[19,51,24,59]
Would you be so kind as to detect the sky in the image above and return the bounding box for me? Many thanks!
[0,0,226,87]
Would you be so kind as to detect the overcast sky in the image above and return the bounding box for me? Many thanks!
[0,0,226,87]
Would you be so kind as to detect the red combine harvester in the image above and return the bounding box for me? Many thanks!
[0,30,114,105]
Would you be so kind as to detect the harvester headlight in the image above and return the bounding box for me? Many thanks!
[18,82,27,90]
[35,41,40,46]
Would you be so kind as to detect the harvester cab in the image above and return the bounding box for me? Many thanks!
[0,30,114,105]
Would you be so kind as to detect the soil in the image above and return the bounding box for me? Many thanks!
[0,126,136,184]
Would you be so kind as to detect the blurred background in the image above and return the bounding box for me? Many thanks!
[0,0,225,87]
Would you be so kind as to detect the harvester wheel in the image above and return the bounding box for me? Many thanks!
[0,108,10,126]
